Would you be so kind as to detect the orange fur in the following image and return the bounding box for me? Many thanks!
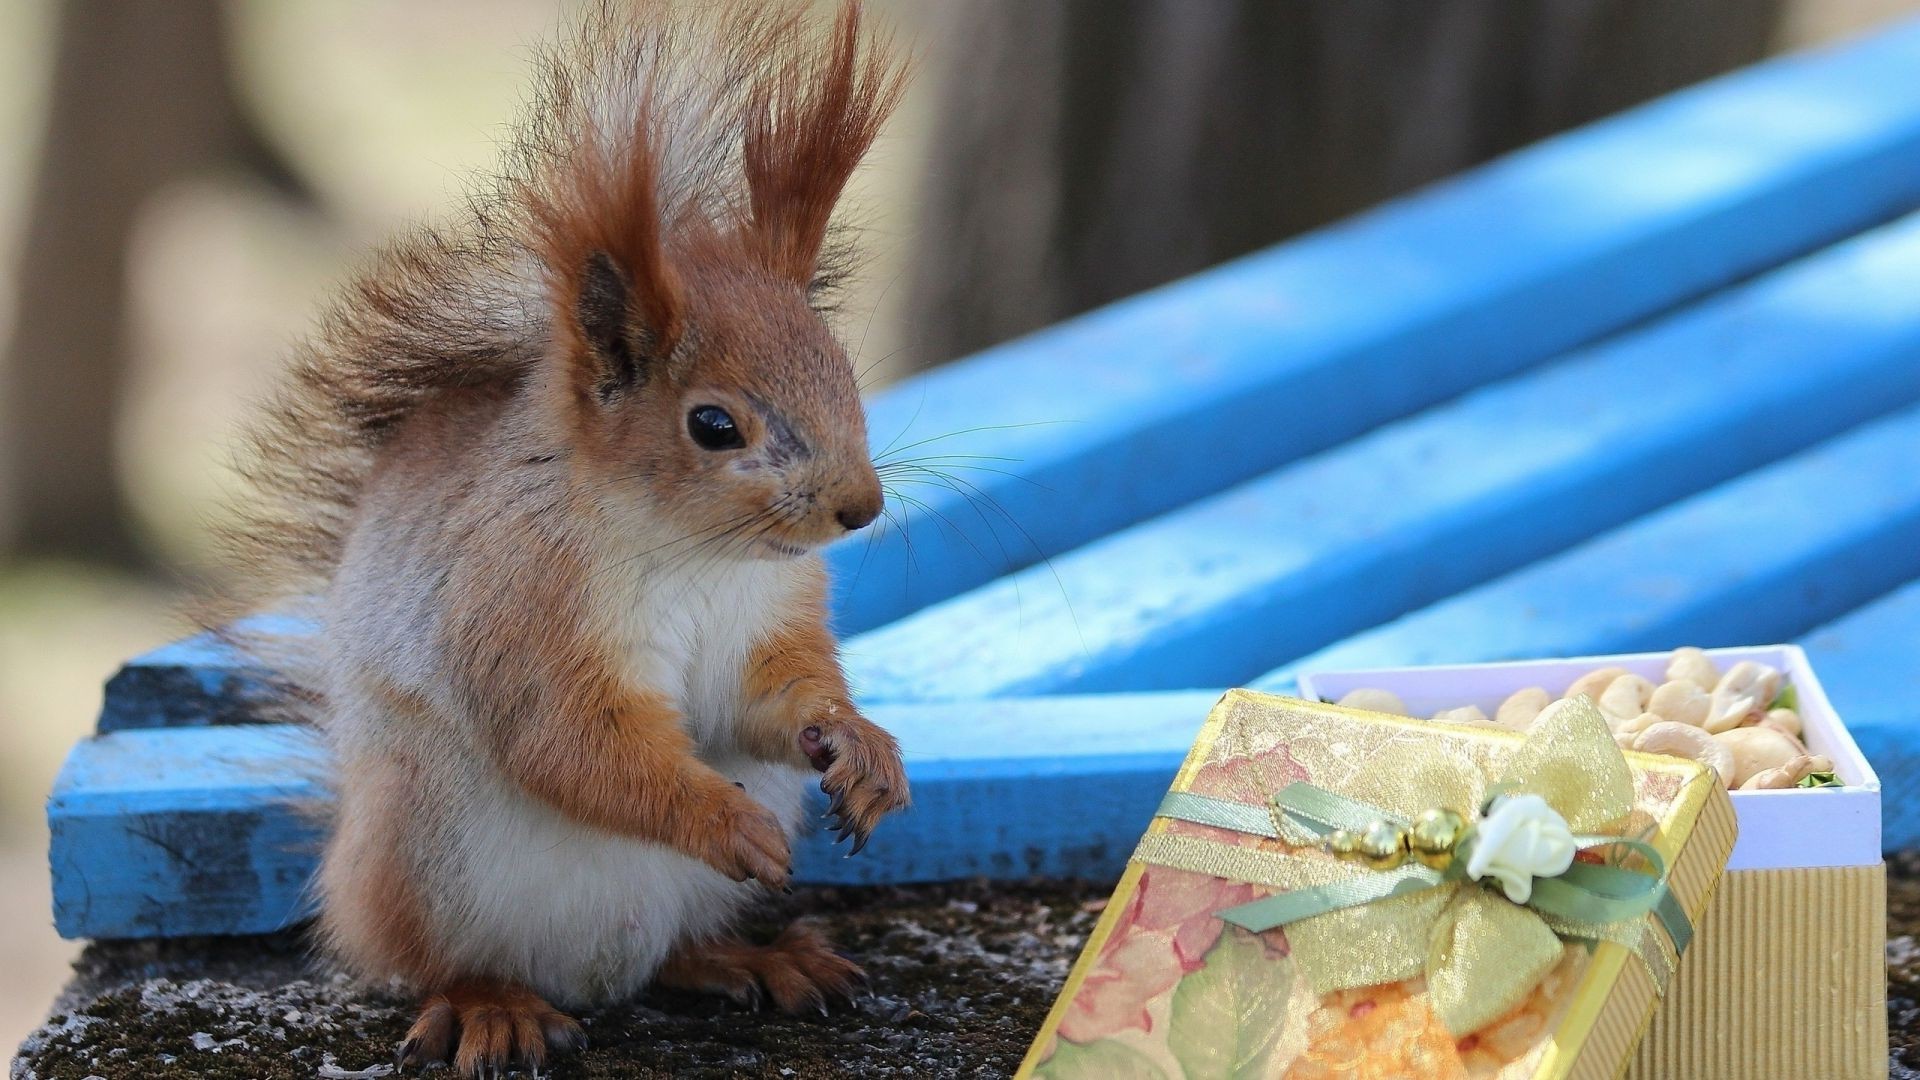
[740,574,909,842]
[657,921,865,1013]
[204,3,913,1076]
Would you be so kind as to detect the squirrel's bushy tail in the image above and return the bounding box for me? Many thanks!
[202,0,903,719]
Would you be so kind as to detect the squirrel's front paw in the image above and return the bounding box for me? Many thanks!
[800,712,909,855]
[697,790,792,889]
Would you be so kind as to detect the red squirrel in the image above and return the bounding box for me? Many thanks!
[209,2,910,1073]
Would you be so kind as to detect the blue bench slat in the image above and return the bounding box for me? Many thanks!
[824,15,1920,635]
[95,614,310,733]
[1800,580,1920,848]
[1256,402,1920,689]
[840,211,1920,703]
[50,691,1218,940]
[94,18,1920,732]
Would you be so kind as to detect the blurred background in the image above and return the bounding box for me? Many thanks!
[2,0,1916,1051]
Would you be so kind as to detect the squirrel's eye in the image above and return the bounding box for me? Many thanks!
[687,405,745,451]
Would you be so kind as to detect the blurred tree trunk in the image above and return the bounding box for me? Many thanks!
[0,0,300,567]
[906,0,1786,366]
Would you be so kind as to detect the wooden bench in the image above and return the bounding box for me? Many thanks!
[48,17,1920,941]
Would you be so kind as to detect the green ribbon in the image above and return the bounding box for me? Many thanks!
[1138,696,1697,1035]
[1162,785,1687,952]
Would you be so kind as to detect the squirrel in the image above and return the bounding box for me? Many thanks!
[206,2,911,1074]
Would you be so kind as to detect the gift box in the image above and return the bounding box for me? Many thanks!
[1295,645,1885,1079]
[1019,689,1736,1080]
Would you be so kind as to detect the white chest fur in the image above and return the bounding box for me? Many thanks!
[436,541,818,1003]
[601,544,809,750]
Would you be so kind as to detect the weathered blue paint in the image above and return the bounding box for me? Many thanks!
[50,19,1920,941]
[49,692,1218,940]
[98,622,285,732]
[843,213,1920,703]
[825,15,1920,635]
[48,724,329,939]
[1257,402,1920,687]
[1801,580,1920,849]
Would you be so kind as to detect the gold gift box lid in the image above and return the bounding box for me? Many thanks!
[1019,689,1738,1080]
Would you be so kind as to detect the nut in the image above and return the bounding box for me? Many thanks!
[1615,712,1663,738]
[1565,667,1630,705]
[1633,721,1735,786]
[1646,680,1710,727]
[1336,688,1408,716]
[1665,647,1719,691]
[1760,707,1802,738]
[1739,754,1834,791]
[1703,661,1781,734]
[1495,687,1552,731]
[1712,726,1801,787]
[1431,705,1490,726]
[1597,674,1656,721]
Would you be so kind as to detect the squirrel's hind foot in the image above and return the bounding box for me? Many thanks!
[396,978,585,1078]
[657,921,866,1015]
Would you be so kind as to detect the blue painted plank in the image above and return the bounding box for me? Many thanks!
[1800,580,1920,849]
[1257,402,1920,688]
[826,16,1920,635]
[50,691,1219,940]
[96,614,311,733]
[841,211,1920,702]
[48,725,329,939]
[95,19,1920,732]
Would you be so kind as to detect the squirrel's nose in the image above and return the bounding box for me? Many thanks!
[835,497,881,532]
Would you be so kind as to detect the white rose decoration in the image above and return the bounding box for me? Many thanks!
[1464,794,1576,904]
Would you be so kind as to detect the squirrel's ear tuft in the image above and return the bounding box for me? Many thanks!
[577,251,642,398]
[743,1,906,290]
[529,111,683,398]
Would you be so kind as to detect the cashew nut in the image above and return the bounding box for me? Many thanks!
[1703,661,1781,734]
[1495,687,1552,731]
[1431,705,1490,726]
[1337,688,1408,716]
[1665,647,1719,691]
[1615,712,1664,738]
[1760,707,1802,738]
[1712,726,1802,787]
[1633,721,1735,786]
[1565,667,1630,705]
[1646,679,1710,727]
[1739,754,1836,791]
[1597,674,1656,721]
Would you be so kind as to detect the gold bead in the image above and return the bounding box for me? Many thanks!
[1323,829,1360,856]
[1356,819,1408,870]
[1408,808,1466,869]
